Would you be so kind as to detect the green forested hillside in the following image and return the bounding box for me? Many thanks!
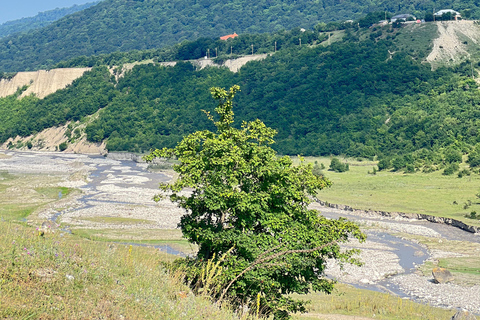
[0,2,97,39]
[0,0,479,71]
[0,67,116,142]
[2,22,480,174]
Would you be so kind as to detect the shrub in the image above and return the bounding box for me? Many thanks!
[58,142,68,152]
[443,163,459,175]
[377,158,391,171]
[329,157,349,172]
[444,149,462,163]
[458,169,471,178]
[405,164,415,173]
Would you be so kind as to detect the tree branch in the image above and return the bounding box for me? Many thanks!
[218,241,337,302]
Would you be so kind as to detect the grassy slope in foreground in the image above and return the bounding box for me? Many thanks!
[0,221,241,319]
[298,157,480,227]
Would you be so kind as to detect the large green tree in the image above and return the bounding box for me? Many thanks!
[147,85,365,318]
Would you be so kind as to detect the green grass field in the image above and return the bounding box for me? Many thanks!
[294,157,480,227]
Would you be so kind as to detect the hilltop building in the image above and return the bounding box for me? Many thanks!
[434,9,461,20]
[391,14,416,22]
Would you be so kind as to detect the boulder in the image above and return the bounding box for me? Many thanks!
[432,267,454,284]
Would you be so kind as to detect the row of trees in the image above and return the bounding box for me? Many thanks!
[54,27,331,69]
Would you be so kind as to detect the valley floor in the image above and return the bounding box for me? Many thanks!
[0,150,478,318]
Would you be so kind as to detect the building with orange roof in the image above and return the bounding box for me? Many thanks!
[220,32,238,40]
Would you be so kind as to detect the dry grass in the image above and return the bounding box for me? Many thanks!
[0,221,243,319]
[292,283,454,320]
[71,228,197,255]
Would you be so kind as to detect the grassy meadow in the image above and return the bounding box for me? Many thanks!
[294,157,480,227]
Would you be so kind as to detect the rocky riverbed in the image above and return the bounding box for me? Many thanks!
[1,150,479,314]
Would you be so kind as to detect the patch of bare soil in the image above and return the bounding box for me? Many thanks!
[0,113,106,155]
[0,68,91,99]
[427,21,480,66]
[112,54,269,77]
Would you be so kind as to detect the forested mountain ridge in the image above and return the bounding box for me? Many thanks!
[2,21,480,175]
[0,2,98,39]
[1,0,480,71]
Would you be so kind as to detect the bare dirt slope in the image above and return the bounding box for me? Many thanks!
[0,116,106,155]
[0,68,91,99]
[427,20,480,66]
[113,54,269,78]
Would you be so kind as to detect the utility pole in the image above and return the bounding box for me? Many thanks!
[207,48,210,59]
[251,44,254,55]
[274,41,277,52]
[215,47,218,58]
[299,38,301,46]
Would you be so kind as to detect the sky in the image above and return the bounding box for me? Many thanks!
[0,0,94,24]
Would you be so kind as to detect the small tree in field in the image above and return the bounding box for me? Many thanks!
[144,86,365,319]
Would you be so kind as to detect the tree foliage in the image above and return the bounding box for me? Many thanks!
[329,158,350,172]
[144,86,365,319]
[0,2,97,39]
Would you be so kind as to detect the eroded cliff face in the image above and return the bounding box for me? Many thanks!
[0,68,91,99]
[427,20,480,69]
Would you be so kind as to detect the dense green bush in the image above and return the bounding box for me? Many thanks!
[329,158,350,172]
[58,142,68,151]
[443,163,459,175]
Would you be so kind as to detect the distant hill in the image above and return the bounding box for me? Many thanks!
[2,21,480,175]
[0,0,479,72]
[0,2,98,39]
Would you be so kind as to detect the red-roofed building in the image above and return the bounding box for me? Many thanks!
[220,32,238,40]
